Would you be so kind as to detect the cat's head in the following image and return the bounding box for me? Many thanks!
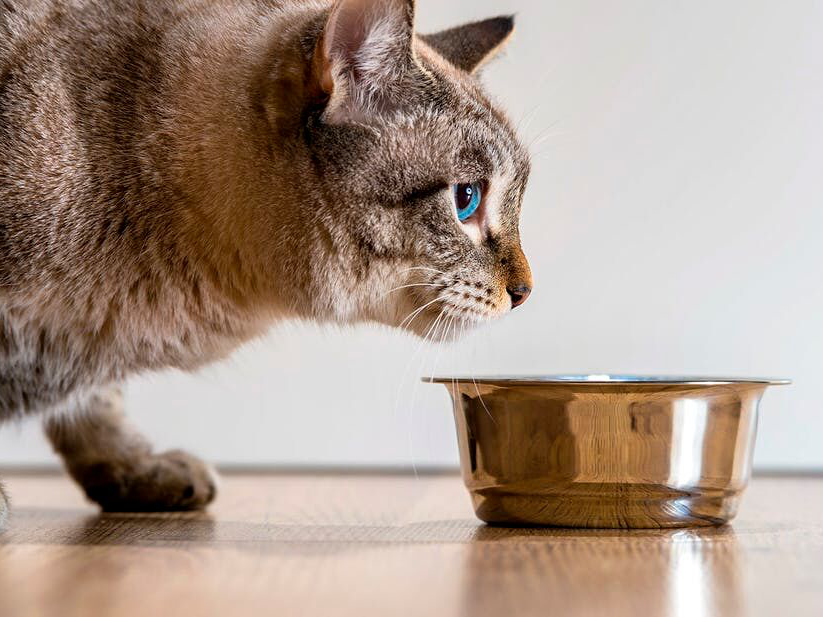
[278,0,532,340]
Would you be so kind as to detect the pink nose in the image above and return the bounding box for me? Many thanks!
[507,284,531,309]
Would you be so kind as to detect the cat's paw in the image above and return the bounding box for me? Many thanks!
[78,450,218,512]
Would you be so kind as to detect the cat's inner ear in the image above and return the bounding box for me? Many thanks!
[421,16,515,74]
[313,0,416,123]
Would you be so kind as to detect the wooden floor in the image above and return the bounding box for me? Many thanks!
[0,472,822,617]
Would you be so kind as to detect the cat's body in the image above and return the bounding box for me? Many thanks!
[1,0,340,415]
[0,0,532,524]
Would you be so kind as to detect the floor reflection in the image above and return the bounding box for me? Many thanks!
[667,529,743,617]
[460,525,743,617]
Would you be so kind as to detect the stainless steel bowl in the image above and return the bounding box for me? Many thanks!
[431,375,790,529]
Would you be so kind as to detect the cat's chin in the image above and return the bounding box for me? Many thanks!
[398,309,487,343]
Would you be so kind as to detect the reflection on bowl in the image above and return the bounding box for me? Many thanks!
[430,375,790,529]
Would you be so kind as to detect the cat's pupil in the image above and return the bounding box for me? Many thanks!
[454,181,482,222]
[457,184,473,210]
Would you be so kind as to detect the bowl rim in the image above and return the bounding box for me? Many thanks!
[426,374,791,386]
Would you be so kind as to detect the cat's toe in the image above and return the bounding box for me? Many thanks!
[136,450,218,511]
[80,450,218,512]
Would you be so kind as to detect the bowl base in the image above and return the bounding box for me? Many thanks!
[470,482,741,529]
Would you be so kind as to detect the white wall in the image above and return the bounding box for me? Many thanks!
[2,0,821,469]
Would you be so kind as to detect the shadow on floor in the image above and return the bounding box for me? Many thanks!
[1,506,739,551]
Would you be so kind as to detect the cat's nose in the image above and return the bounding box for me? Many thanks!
[507,284,531,309]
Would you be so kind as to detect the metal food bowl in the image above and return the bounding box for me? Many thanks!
[431,375,790,529]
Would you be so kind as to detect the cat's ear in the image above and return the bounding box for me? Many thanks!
[312,0,416,124]
[421,16,515,74]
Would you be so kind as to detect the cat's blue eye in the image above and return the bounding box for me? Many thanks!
[453,182,483,222]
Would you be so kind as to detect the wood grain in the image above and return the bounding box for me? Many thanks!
[0,472,822,617]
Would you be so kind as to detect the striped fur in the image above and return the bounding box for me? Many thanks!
[0,0,531,513]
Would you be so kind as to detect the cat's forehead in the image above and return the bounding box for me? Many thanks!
[416,42,528,167]
[382,103,529,200]
[372,44,526,180]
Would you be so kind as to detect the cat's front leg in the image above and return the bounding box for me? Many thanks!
[44,387,217,512]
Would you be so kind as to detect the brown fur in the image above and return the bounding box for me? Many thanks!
[0,481,7,528]
[44,387,217,510]
[0,0,531,522]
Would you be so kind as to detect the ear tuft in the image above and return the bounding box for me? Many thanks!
[421,15,515,74]
[313,0,416,124]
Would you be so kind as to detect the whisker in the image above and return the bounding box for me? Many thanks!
[379,282,442,300]
[424,307,448,348]
[515,102,547,140]
[472,375,497,427]
[527,117,563,143]
[453,308,497,427]
[392,298,449,467]
[407,306,448,478]
[428,313,455,384]
[395,266,446,277]
[398,293,449,330]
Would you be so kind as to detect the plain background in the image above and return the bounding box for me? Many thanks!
[1,0,821,470]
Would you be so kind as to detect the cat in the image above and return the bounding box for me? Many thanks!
[0,0,532,525]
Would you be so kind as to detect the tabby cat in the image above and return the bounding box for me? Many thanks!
[0,0,532,526]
